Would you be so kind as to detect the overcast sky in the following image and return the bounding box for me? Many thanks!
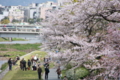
[0,0,57,6]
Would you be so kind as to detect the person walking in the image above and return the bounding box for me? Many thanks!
[37,65,42,80]
[56,66,61,79]
[45,66,50,80]
[8,58,12,70]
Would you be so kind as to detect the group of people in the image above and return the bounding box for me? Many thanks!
[19,56,40,71]
[20,58,29,71]
[19,56,50,80]
[8,56,20,70]
[8,56,68,80]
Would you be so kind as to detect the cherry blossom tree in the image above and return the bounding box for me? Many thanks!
[42,0,120,79]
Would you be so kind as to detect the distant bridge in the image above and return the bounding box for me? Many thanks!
[0,24,44,39]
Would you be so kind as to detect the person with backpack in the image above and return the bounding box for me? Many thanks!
[27,59,31,70]
[37,65,42,80]
[56,66,61,79]
[45,66,50,80]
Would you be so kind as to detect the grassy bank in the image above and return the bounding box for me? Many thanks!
[0,38,26,42]
[0,63,8,74]
[2,50,47,80]
[0,43,41,58]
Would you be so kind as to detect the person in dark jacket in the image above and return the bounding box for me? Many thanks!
[37,65,42,80]
[22,58,26,71]
[20,59,23,70]
[8,58,12,70]
[27,59,31,68]
[45,66,50,80]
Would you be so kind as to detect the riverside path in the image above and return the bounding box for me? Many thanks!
[43,68,61,80]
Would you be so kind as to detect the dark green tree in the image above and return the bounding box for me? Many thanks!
[12,19,20,23]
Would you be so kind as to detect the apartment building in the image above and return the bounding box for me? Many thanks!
[0,1,59,23]
[40,1,58,19]
[8,6,24,22]
[0,6,9,21]
[24,1,58,21]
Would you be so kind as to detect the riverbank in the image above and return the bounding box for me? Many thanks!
[0,51,34,80]
[0,50,47,80]
[0,39,42,44]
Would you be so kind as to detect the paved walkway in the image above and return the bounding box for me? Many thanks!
[42,68,61,80]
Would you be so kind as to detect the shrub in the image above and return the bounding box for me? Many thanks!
[66,69,75,80]
[66,67,90,80]
[75,67,90,79]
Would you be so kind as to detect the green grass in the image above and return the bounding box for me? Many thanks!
[0,48,8,51]
[0,38,26,42]
[0,51,26,58]
[2,50,47,80]
[12,38,26,41]
[0,63,8,73]
[49,62,54,68]
[0,44,41,50]
[0,38,8,41]
[9,43,41,50]
[0,43,42,58]
[61,69,67,79]
[11,69,39,80]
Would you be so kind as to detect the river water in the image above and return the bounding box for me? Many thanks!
[0,61,7,66]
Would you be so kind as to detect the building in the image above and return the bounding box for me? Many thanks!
[24,3,41,22]
[24,2,58,21]
[0,6,9,21]
[57,0,68,6]
[8,6,24,22]
[40,1,58,19]
[0,1,59,23]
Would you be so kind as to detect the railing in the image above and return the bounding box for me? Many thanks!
[0,27,42,33]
